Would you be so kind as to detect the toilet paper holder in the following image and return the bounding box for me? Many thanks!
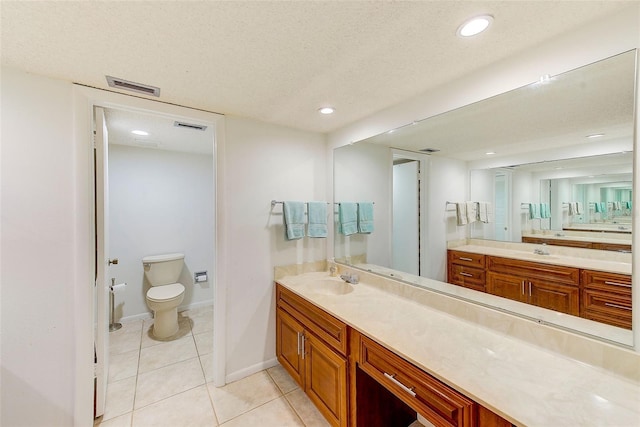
[109,278,127,332]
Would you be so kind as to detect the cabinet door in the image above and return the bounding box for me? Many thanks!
[528,280,579,316]
[276,307,305,387]
[304,333,348,427]
[486,272,527,303]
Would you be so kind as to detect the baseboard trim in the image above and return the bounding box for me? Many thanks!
[225,357,279,384]
[120,299,214,323]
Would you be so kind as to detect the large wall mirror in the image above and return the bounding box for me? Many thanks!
[334,49,636,346]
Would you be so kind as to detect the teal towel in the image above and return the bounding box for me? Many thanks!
[283,201,306,240]
[529,203,540,220]
[600,202,607,212]
[339,202,358,236]
[540,203,551,219]
[358,202,374,233]
[595,202,604,213]
[627,201,633,209]
[307,201,327,238]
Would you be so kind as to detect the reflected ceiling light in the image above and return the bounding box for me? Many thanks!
[485,151,496,155]
[539,74,552,84]
[131,130,149,136]
[318,107,335,115]
[457,15,493,37]
[587,133,605,138]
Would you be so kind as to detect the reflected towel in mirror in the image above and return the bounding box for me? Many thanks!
[339,202,358,235]
[358,202,374,233]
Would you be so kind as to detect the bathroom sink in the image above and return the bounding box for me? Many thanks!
[306,279,354,296]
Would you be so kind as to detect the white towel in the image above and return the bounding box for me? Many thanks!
[466,201,478,224]
[478,202,491,223]
[576,202,582,215]
[456,203,468,226]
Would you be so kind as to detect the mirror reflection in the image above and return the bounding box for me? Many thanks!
[334,50,636,345]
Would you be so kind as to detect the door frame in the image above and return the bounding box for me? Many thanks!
[390,149,429,278]
[73,85,227,422]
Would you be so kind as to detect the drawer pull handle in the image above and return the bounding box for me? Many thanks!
[604,281,631,288]
[459,257,473,262]
[383,372,416,397]
[604,303,632,311]
[460,272,473,277]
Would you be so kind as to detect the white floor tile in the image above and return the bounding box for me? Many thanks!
[132,385,218,427]
[135,357,205,409]
[267,364,300,394]
[108,349,139,383]
[138,335,198,374]
[219,397,304,427]
[207,371,282,423]
[194,331,213,356]
[103,377,136,421]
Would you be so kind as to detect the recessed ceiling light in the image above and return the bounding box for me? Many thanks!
[485,151,496,155]
[318,107,335,115]
[586,133,605,138]
[457,15,493,37]
[131,130,149,136]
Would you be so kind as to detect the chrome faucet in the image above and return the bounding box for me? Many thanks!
[534,244,550,255]
[340,272,359,284]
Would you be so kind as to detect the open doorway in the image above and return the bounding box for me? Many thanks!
[93,104,218,418]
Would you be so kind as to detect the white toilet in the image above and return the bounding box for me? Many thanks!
[142,253,186,339]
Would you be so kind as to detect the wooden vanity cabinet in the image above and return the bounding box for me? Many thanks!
[486,257,580,316]
[521,235,631,252]
[580,270,632,329]
[276,284,348,427]
[447,250,486,292]
[349,330,512,427]
[521,235,592,249]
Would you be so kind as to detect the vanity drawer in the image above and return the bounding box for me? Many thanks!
[359,335,474,427]
[448,250,485,269]
[448,264,486,292]
[276,283,348,356]
[581,270,632,293]
[487,256,579,286]
[581,288,632,329]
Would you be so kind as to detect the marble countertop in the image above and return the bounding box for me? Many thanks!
[277,272,640,427]
[450,244,631,275]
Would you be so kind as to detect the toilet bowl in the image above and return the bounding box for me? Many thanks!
[142,253,186,339]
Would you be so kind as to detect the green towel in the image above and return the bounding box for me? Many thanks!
[283,201,306,240]
[339,202,358,236]
[307,202,327,238]
[529,203,540,219]
[357,202,374,234]
[540,203,551,219]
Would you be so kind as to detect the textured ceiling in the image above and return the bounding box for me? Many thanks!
[1,1,630,134]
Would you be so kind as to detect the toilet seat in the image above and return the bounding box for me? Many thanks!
[147,283,185,302]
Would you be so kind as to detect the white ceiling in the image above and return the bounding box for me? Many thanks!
[1,1,631,135]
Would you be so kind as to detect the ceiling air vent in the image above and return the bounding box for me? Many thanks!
[174,121,207,131]
[420,148,440,154]
[106,76,160,97]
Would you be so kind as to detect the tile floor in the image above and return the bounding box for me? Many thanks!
[95,306,329,427]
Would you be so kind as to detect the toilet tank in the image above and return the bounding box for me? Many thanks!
[142,253,185,286]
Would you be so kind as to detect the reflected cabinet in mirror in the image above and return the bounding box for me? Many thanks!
[334,50,636,346]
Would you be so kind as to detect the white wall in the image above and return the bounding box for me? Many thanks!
[427,156,467,281]
[223,116,327,380]
[109,145,215,319]
[1,68,92,425]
